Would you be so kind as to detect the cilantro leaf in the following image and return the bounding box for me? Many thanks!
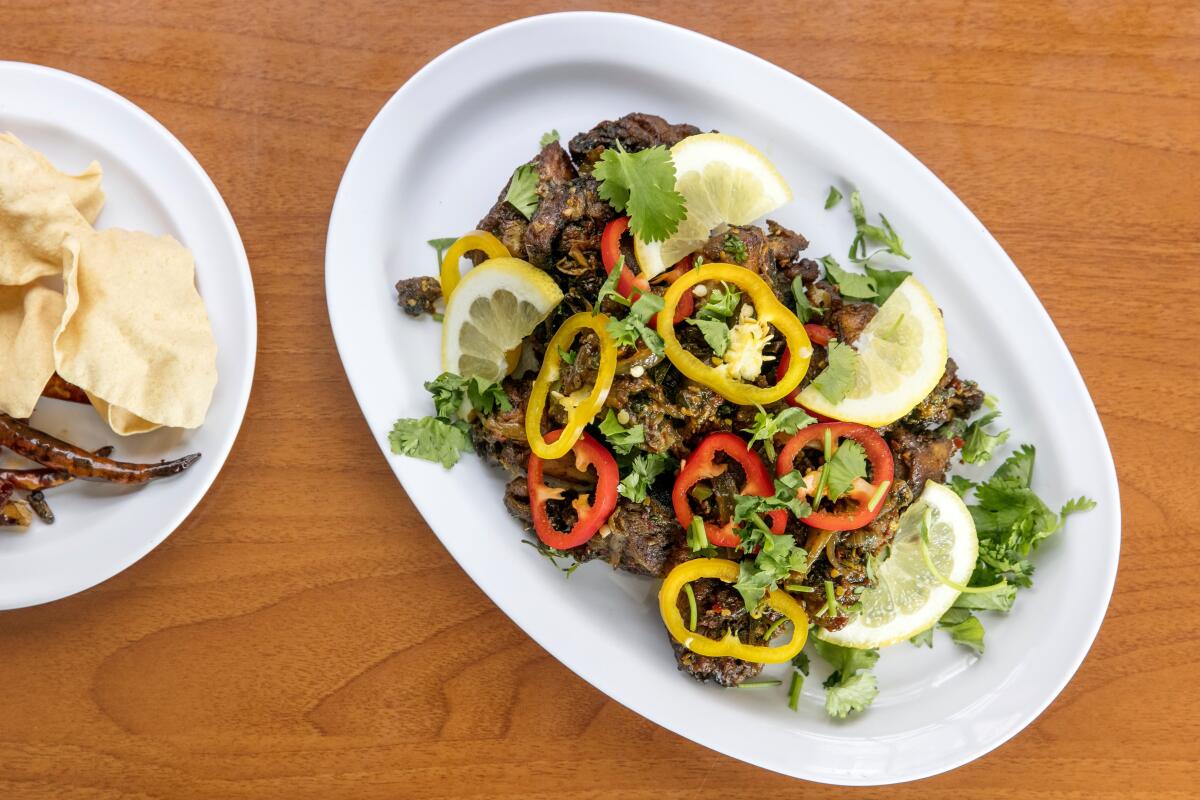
[824,185,843,209]
[723,233,748,264]
[952,582,1017,612]
[593,143,687,243]
[864,264,911,304]
[505,163,540,220]
[961,410,1010,464]
[813,638,880,718]
[558,347,577,365]
[594,255,628,312]
[821,255,877,300]
[618,453,675,503]
[825,672,880,718]
[388,417,471,469]
[812,340,860,404]
[947,475,976,498]
[687,316,731,356]
[538,129,559,148]
[847,191,910,263]
[743,406,815,460]
[733,532,808,610]
[791,276,820,323]
[697,283,741,319]
[938,609,985,654]
[1061,496,1098,518]
[910,627,934,647]
[598,409,645,455]
[606,292,665,355]
[823,440,867,501]
[424,372,511,420]
[428,237,457,269]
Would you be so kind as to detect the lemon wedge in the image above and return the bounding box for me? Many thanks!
[634,133,792,278]
[797,276,947,427]
[818,481,978,650]
[441,257,562,381]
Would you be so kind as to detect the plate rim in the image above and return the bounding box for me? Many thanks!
[0,60,258,609]
[324,11,1121,785]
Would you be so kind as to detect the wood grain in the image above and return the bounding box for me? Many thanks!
[1,1,1197,797]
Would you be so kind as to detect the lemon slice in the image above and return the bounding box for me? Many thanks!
[818,481,978,650]
[797,276,947,427]
[441,257,563,381]
[634,133,792,278]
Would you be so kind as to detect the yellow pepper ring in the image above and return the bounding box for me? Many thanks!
[525,312,618,461]
[657,263,812,405]
[439,230,510,301]
[658,558,809,664]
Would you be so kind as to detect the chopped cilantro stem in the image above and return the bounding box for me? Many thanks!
[823,428,833,460]
[684,583,698,632]
[867,480,891,512]
[918,508,1009,594]
[788,669,804,710]
[823,579,840,617]
[784,584,815,593]
[762,616,789,641]
[733,680,783,689]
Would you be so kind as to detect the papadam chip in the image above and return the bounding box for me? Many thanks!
[0,134,100,285]
[54,230,218,434]
[0,282,65,418]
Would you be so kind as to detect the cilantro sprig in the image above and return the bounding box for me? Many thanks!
[598,409,645,455]
[505,163,540,220]
[813,638,880,718]
[743,406,815,460]
[811,339,860,404]
[618,452,675,503]
[593,142,687,243]
[606,292,666,355]
[848,190,910,264]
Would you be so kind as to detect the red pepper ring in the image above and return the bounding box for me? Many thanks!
[527,430,620,550]
[803,323,836,347]
[672,431,786,548]
[775,422,895,531]
[600,217,693,325]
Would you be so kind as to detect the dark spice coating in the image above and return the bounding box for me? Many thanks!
[395,276,441,318]
[0,414,200,484]
[439,116,988,685]
[568,113,702,171]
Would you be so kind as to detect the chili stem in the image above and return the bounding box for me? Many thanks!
[684,583,698,632]
[918,509,1009,594]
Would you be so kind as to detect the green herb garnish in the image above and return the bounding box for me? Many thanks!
[593,142,687,243]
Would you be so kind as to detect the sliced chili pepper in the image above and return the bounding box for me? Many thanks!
[601,217,693,325]
[672,432,786,548]
[438,230,510,300]
[775,421,894,531]
[525,312,618,461]
[658,558,809,663]
[658,263,811,405]
[600,215,696,326]
[803,323,835,347]
[527,430,619,550]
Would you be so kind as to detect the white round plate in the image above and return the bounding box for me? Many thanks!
[0,63,256,609]
[324,13,1119,785]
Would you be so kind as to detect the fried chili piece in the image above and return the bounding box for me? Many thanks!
[0,446,115,491]
[41,373,90,404]
[28,491,54,524]
[0,414,200,484]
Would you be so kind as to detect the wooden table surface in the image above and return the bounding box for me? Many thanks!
[2,1,1197,797]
